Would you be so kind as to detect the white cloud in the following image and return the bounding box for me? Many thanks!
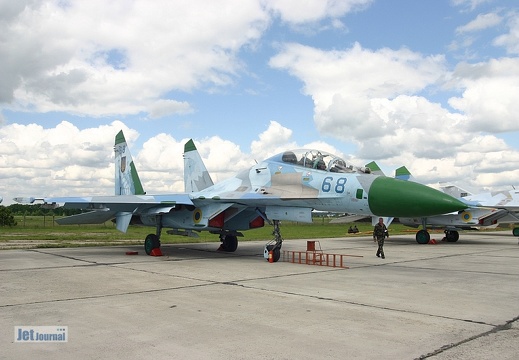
[250,120,296,158]
[451,0,494,11]
[270,42,447,140]
[493,13,519,54]
[264,0,372,24]
[148,100,194,119]
[0,0,270,116]
[0,120,136,198]
[456,12,502,33]
[447,58,519,132]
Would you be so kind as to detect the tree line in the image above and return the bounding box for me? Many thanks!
[4,204,83,216]
[0,204,85,227]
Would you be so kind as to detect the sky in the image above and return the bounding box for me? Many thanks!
[1,0,519,205]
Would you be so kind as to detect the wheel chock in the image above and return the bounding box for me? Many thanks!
[428,239,437,244]
[268,250,274,263]
[150,248,163,256]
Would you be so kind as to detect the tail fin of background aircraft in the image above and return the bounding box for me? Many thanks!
[365,161,385,176]
[114,130,145,195]
[183,139,214,192]
[394,166,416,182]
[439,183,472,198]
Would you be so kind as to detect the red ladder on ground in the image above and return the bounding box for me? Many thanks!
[282,241,362,268]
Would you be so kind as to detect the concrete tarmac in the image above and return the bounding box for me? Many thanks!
[1,231,518,359]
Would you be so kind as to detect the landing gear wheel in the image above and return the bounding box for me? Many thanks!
[416,229,430,244]
[445,230,459,242]
[513,227,519,237]
[144,234,161,255]
[220,235,238,252]
[265,245,281,262]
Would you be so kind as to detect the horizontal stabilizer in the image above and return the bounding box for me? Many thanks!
[478,209,509,226]
[55,210,116,225]
[329,215,368,224]
[371,216,394,227]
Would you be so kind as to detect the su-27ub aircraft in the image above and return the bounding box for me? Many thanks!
[394,166,519,243]
[15,131,469,261]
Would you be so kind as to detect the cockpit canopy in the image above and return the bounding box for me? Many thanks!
[267,149,371,174]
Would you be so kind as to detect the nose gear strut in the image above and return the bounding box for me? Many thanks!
[264,220,283,262]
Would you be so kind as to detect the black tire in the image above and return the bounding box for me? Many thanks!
[144,234,160,255]
[445,230,459,242]
[416,229,430,244]
[221,235,238,252]
[272,247,281,262]
[513,227,519,237]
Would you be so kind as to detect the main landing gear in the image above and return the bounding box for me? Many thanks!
[414,225,460,244]
[415,229,430,244]
[142,214,242,256]
[263,220,283,262]
[444,230,459,242]
[144,215,162,255]
[415,218,430,244]
[144,233,161,255]
[218,234,238,252]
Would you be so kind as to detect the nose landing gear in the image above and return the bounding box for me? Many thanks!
[264,220,283,262]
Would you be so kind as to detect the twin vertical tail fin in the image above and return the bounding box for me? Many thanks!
[394,166,414,182]
[439,183,472,198]
[113,133,212,195]
[114,130,145,195]
[365,161,385,176]
[183,139,214,192]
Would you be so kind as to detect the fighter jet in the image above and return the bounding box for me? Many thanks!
[440,182,519,237]
[15,131,468,261]
[395,166,519,243]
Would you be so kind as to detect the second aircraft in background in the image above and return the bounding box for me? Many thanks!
[394,166,519,243]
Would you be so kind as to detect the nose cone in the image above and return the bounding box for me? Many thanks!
[368,177,467,217]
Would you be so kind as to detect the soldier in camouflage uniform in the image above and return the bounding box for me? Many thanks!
[373,217,388,259]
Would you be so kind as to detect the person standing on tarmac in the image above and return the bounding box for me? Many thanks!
[373,217,388,259]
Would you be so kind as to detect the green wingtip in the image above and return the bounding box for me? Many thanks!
[184,139,196,152]
[115,130,126,145]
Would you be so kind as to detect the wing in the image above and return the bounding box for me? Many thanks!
[17,194,195,233]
